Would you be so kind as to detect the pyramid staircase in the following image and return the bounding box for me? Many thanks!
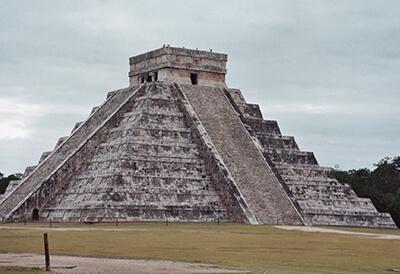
[178,84,303,225]
[225,88,396,228]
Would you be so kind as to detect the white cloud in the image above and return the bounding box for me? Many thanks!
[0,0,399,171]
[261,103,343,114]
[0,97,89,141]
[0,98,43,140]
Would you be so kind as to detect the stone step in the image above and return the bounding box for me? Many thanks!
[42,207,227,222]
[91,152,202,162]
[111,124,192,132]
[242,104,263,119]
[282,175,339,184]
[243,118,282,136]
[45,205,227,211]
[107,90,117,99]
[275,163,335,179]
[302,212,396,228]
[86,155,204,165]
[264,148,318,165]
[291,192,358,201]
[288,183,355,194]
[274,162,332,171]
[287,182,357,197]
[123,110,184,118]
[90,105,100,114]
[120,112,186,127]
[71,175,213,187]
[96,144,199,159]
[135,94,179,102]
[38,151,52,164]
[23,166,37,178]
[302,208,387,217]
[91,149,201,161]
[57,185,222,193]
[71,121,83,133]
[256,134,299,150]
[79,161,209,178]
[132,96,180,110]
[75,171,210,181]
[52,195,224,207]
[107,128,193,143]
[78,170,209,181]
[297,198,378,212]
[99,139,198,149]
[54,136,68,149]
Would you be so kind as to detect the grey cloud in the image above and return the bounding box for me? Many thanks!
[0,0,399,174]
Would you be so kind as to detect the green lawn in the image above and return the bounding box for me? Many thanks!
[0,222,398,274]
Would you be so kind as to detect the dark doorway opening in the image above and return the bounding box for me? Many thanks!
[154,71,158,81]
[190,73,198,85]
[32,208,39,221]
[146,74,152,82]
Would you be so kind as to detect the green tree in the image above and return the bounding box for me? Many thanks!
[334,156,400,227]
[0,172,23,194]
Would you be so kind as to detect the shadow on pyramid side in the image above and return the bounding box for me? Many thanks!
[0,46,396,228]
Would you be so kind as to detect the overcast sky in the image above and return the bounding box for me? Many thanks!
[0,1,399,175]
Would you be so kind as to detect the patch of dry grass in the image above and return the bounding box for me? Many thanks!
[0,266,43,273]
[0,222,398,273]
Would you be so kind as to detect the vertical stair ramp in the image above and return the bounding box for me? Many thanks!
[179,84,304,225]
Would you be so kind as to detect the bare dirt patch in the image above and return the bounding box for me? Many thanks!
[0,253,244,274]
[275,225,400,240]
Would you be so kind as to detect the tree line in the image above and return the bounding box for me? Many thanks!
[0,172,22,194]
[334,156,400,227]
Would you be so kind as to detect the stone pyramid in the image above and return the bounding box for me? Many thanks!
[0,46,396,228]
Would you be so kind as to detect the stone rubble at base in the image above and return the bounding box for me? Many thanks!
[0,46,396,228]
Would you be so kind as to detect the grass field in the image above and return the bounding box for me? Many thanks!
[0,222,398,274]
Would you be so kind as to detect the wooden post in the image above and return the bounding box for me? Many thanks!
[49,220,52,228]
[116,219,118,227]
[43,233,50,271]
[217,217,220,225]
[166,219,168,226]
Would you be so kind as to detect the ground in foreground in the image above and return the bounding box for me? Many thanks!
[0,253,239,274]
[0,266,43,273]
[0,223,398,273]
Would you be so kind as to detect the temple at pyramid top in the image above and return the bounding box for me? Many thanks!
[129,46,228,86]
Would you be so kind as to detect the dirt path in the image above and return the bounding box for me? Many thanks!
[275,225,400,240]
[0,253,244,274]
